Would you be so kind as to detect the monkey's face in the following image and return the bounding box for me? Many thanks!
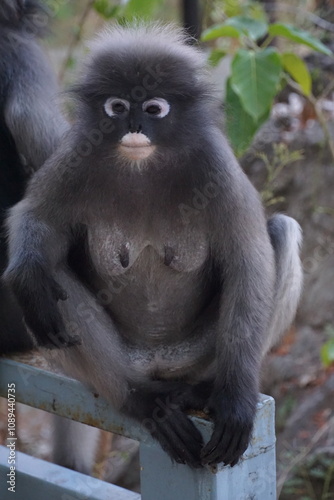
[74,40,216,166]
[102,96,171,162]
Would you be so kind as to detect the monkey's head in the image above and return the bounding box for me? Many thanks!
[71,24,219,166]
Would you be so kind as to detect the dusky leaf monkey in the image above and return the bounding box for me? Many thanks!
[4,23,303,469]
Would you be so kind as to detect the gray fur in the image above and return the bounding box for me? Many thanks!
[4,23,303,471]
[0,0,68,172]
[0,0,68,354]
[264,214,303,354]
[52,416,100,475]
[4,39,67,171]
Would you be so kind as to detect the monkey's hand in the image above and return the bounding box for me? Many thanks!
[123,381,204,468]
[5,263,81,349]
[200,392,256,467]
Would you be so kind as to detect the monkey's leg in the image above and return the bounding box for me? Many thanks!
[46,269,135,474]
[50,270,205,469]
[264,214,303,355]
[48,268,133,408]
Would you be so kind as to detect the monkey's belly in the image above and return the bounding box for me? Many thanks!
[87,242,215,345]
[126,336,217,381]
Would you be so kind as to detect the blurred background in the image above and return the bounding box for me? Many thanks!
[1,1,334,498]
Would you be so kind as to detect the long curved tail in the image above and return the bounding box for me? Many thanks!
[263,214,303,355]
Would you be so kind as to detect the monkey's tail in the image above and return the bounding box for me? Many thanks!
[52,416,100,475]
[263,214,303,355]
[0,0,46,34]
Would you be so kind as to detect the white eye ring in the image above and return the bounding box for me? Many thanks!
[104,98,130,117]
[142,98,170,118]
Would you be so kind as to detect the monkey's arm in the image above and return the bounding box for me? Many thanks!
[4,172,79,349]
[201,172,275,467]
[4,41,68,171]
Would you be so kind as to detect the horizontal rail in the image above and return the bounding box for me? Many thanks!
[0,358,277,499]
[0,445,140,500]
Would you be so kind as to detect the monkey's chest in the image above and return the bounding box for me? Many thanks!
[86,223,212,344]
[87,223,209,277]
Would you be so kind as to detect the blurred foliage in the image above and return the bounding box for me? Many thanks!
[281,453,334,500]
[320,325,334,368]
[257,143,304,207]
[93,0,120,19]
[276,394,296,433]
[94,0,163,21]
[49,0,178,47]
[201,2,333,156]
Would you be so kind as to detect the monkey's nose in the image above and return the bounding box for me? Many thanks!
[129,120,142,133]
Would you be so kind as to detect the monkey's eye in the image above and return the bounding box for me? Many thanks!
[143,98,170,118]
[104,98,130,117]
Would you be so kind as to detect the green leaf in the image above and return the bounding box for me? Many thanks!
[244,3,267,22]
[201,16,268,42]
[201,24,241,42]
[225,78,269,156]
[321,339,334,367]
[208,49,226,67]
[269,23,333,56]
[227,16,268,41]
[122,0,162,19]
[224,0,242,17]
[281,52,311,96]
[94,0,119,19]
[230,48,282,121]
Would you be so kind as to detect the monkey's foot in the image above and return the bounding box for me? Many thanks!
[123,382,204,468]
[200,394,255,467]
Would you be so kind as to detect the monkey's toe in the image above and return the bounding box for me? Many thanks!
[151,411,204,468]
[201,420,251,467]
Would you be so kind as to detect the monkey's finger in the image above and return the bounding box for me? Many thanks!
[170,416,203,467]
[173,412,204,442]
[201,425,227,464]
[153,415,203,467]
[222,432,249,467]
[165,429,202,469]
[47,333,81,349]
[152,429,185,465]
[212,432,242,466]
[43,329,81,349]
[65,334,82,346]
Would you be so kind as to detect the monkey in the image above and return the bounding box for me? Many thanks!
[4,23,303,469]
[0,0,67,353]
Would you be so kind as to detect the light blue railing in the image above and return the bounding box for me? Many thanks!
[0,358,276,499]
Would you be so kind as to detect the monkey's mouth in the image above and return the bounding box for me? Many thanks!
[119,132,155,161]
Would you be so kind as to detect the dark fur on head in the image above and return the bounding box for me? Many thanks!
[69,23,220,156]
[74,24,209,100]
